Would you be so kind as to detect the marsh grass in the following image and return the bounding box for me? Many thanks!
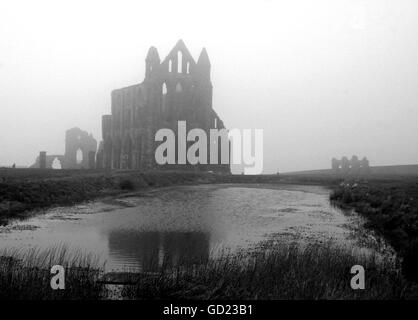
[0,243,414,300]
[0,245,106,300]
[121,243,412,300]
[330,180,418,281]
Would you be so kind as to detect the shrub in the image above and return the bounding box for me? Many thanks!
[118,178,136,190]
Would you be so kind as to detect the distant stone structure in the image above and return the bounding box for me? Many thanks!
[39,151,47,169]
[63,127,97,169]
[331,156,370,175]
[96,40,230,173]
[31,128,97,169]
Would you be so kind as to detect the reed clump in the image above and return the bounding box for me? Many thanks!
[0,246,106,300]
[122,243,411,300]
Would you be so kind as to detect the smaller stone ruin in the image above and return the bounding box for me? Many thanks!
[331,155,370,175]
[31,127,97,169]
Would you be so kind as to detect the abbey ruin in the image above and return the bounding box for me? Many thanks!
[96,40,230,173]
[331,156,370,175]
[32,127,97,169]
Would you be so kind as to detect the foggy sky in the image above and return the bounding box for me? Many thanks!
[1,0,417,173]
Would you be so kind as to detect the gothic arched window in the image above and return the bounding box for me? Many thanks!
[177,51,183,73]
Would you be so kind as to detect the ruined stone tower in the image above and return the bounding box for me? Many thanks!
[97,40,230,172]
[31,127,97,169]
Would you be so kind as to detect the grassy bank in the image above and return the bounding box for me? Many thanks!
[0,243,413,300]
[330,178,418,281]
[0,247,106,300]
[0,169,221,221]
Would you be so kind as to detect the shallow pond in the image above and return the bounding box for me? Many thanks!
[0,184,371,272]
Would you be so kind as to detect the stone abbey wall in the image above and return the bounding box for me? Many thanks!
[97,40,230,173]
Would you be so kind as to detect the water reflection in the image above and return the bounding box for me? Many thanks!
[107,230,210,272]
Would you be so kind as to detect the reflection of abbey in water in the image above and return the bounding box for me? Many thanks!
[96,40,230,173]
[107,230,210,271]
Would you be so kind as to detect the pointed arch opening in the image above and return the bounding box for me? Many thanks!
[186,62,190,74]
[177,51,183,73]
[162,82,168,114]
[76,148,83,164]
[168,60,172,72]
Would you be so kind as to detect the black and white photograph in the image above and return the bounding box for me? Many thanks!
[0,0,417,316]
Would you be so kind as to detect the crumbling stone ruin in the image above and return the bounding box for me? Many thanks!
[331,156,370,175]
[63,127,97,169]
[35,153,65,169]
[32,127,97,169]
[96,40,230,173]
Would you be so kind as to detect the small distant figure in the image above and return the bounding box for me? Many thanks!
[12,163,16,168]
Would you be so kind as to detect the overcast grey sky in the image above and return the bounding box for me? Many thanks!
[0,0,417,173]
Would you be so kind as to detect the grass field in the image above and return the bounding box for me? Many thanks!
[330,177,418,281]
